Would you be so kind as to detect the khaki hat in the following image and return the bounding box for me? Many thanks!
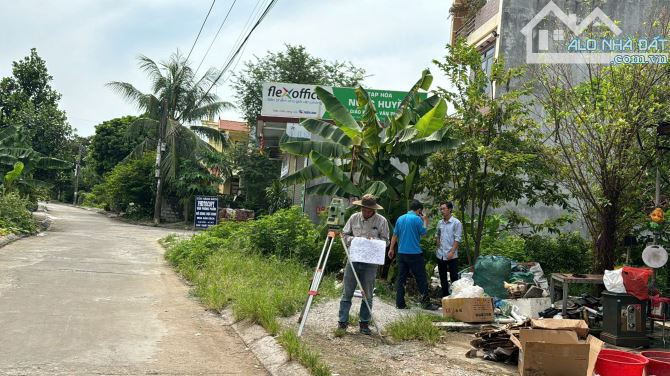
[352,194,384,210]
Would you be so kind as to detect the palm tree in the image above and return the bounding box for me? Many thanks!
[107,51,234,223]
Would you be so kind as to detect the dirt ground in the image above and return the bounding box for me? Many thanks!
[280,298,518,376]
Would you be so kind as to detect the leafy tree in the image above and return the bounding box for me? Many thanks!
[265,180,292,214]
[0,124,72,204]
[171,150,227,221]
[107,52,233,220]
[280,69,455,223]
[226,144,281,213]
[89,116,144,176]
[232,44,366,138]
[421,39,567,265]
[91,153,156,213]
[536,61,670,272]
[0,49,73,162]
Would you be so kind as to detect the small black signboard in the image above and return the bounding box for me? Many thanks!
[194,196,218,229]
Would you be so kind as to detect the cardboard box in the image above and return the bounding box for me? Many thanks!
[501,297,552,319]
[530,318,589,338]
[510,328,603,376]
[441,297,494,323]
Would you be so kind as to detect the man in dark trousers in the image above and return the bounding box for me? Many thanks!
[388,200,440,310]
[436,201,462,297]
[338,194,389,335]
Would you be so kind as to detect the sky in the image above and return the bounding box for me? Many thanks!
[0,0,453,137]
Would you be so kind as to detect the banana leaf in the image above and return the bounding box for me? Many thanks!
[300,119,352,147]
[315,87,361,140]
[356,87,382,148]
[306,182,349,197]
[281,163,324,185]
[415,94,441,118]
[363,181,387,196]
[309,150,361,196]
[280,134,349,158]
[415,98,447,138]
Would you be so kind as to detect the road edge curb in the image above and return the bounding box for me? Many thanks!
[220,309,311,376]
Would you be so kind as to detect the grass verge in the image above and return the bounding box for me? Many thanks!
[278,330,331,376]
[163,234,338,335]
[384,313,445,345]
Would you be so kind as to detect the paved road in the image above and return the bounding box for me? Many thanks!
[0,204,267,375]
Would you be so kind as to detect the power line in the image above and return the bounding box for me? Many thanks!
[198,0,278,107]
[186,0,217,62]
[204,0,264,80]
[195,0,239,75]
[198,0,263,78]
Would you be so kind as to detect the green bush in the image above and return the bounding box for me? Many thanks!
[480,234,527,262]
[523,232,592,275]
[89,152,155,213]
[0,192,37,234]
[248,207,321,266]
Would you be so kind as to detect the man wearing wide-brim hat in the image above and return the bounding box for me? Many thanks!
[337,194,389,335]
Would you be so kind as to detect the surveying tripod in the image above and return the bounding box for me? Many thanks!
[296,200,384,341]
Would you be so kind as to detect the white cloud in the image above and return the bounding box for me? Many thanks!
[0,0,453,136]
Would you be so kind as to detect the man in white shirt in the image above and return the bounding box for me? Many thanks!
[436,201,463,297]
[338,194,389,335]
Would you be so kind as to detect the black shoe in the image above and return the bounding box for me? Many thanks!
[422,303,440,311]
[359,322,372,335]
[396,304,410,310]
[337,321,348,330]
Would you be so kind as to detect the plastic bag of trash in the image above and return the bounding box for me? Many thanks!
[452,285,485,298]
[474,256,512,298]
[603,269,626,293]
[529,263,549,290]
[451,277,474,296]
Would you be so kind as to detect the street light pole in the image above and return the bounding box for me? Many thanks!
[153,99,168,224]
[73,144,83,205]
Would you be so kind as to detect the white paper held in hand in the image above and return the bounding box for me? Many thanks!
[349,237,386,265]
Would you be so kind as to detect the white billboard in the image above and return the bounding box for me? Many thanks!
[261,82,332,118]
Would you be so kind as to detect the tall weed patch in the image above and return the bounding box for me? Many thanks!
[163,207,337,334]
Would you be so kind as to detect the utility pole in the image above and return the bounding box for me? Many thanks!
[153,99,168,224]
[73,144,83,205]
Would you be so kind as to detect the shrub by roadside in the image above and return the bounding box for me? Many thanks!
[0,192,37,235]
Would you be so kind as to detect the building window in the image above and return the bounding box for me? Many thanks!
[481,46,495,95]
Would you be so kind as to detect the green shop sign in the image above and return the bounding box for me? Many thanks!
[323,87,427,121]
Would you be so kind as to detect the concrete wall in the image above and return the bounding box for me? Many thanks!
[492,0,667,235]
[499,0,666,71]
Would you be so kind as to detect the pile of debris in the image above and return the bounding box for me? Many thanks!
[466,321,529,364]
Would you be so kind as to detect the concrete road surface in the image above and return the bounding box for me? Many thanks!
[0,203,267,375]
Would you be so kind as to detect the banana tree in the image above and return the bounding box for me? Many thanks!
[0,125,72,195]
[280,69,458,222]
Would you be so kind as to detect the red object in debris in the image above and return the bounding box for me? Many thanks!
[594,349,649,376]
[622,266,653,301]
[641,351,670,376]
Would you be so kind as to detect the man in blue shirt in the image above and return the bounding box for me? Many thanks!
[436,201,463,298]
[388,200,440,310]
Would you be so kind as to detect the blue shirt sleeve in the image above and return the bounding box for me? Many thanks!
[417,216,427,235]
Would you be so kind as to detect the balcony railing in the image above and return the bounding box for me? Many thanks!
[453,0,499,40]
